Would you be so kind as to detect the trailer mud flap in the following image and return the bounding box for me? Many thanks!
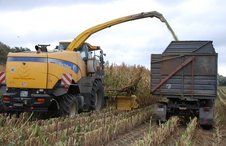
[199,107,214,127]
[154,102,167,122]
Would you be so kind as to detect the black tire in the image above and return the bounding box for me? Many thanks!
[90,80,104,111]
[58,94,78,117]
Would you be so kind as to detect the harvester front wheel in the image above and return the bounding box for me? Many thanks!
[58,94,78,117]
[90,80,104,111]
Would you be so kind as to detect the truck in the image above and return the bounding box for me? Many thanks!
[2,11,177,117]
[151,41,217,128]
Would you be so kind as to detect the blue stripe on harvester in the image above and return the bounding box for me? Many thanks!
[48,58,79,74]
[7,57,47,62]
[7,57,80,74]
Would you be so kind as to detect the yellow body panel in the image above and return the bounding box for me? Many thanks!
[6,52,48,89]
[6,51,86,89]
[6,61,47,88]
[46,51,86,88]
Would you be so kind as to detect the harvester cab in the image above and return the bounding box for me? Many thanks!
[77,43,106,77]
[56,42,105,77]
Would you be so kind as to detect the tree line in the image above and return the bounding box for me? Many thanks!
[0,41,30,65]
[218,74,226,86]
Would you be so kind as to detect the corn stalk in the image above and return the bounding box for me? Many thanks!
[175,117,197,146]
[133,116,179,146]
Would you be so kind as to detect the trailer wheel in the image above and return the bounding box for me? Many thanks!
[90,80,104,111]
[58,94,78,117]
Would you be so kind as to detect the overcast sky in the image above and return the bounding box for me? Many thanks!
[0,0,225,75]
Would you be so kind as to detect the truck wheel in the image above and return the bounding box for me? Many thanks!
[90,80,104,111]
[58,94,78,117]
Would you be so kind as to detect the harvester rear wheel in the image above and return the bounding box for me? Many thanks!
[90,80,104,111]
[58,94,78,117]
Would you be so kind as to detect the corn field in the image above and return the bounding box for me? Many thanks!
[0,64,226,146]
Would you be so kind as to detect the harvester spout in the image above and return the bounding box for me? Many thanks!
[66,11,178,51]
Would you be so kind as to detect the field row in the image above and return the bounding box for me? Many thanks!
[214,86,226,145]
[106,116,198,146]
[218,87,226,106]
[0,106,152,146]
